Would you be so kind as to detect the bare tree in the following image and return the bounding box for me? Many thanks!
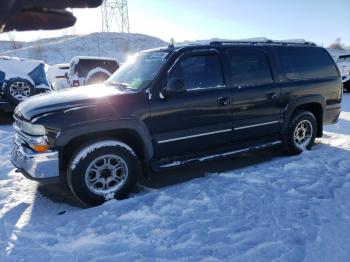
[29,38,44,60]
[7,32,21,49]
[329,37,345,50]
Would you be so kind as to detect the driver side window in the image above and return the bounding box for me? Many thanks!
[169,54,224,91]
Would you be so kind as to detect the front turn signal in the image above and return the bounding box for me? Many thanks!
[31,144,50,153]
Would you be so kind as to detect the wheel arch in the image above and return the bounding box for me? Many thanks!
[56,120,154,171]
[282,96,326,138]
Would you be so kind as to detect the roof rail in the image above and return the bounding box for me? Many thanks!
[210,39,316,47]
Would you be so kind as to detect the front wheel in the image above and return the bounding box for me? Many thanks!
[4,78,34,104]
[67,140,140,206]
[282,111,317,155]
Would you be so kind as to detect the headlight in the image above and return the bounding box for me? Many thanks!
[20,121,46,136]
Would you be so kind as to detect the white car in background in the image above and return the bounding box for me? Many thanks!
[68,56,119,87]
[336,54,350,90]
[46,63,70,90]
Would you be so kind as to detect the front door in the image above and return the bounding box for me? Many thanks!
[150,50,233,158]
[224,48,282,142]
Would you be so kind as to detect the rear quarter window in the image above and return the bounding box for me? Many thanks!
[276,47,339,80]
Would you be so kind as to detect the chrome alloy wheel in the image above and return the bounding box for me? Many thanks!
[85,154,128,195]
[293,120,313,150]
[9,81,31,101]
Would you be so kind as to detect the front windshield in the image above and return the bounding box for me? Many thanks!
[107,51,169,90]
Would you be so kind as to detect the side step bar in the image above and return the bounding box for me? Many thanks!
[152,140,282,171]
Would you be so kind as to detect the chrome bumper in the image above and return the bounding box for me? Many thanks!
[11,133,59,180]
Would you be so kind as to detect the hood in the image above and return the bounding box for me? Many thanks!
[16,84,131,121]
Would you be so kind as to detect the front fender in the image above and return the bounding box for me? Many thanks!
[55,118,154,161]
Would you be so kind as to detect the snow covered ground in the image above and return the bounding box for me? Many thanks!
[0,94,350,261]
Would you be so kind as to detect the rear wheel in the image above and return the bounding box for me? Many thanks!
[282,111,317,155]
[67,140,140,206]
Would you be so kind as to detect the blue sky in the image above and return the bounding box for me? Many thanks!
[1,0,349,46]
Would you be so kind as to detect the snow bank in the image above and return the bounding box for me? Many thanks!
[0,95,350,261]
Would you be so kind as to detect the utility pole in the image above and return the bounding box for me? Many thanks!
[101,0,130,33]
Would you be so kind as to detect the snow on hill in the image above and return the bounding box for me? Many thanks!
[0,33,168,65]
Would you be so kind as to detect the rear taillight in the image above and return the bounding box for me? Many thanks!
[72,80,80,87]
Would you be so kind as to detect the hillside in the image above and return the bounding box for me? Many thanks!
[1,33,349,66]
[0,33,168,65]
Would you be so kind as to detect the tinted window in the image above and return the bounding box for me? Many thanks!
[169,54,224,90]
[276,47,338,80]
[75,60,119,77]
[226,50,273,86]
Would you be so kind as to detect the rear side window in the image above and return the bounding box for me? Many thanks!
[225,49,273,86]
[169,54,224,90]
[276,47,338,80]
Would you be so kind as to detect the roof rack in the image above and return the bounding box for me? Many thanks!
[210,39,316,47]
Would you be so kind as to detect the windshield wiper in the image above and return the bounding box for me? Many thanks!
[106,81,130,90]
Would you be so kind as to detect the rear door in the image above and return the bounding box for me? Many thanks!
[150,50,233,158]
[224,47,282,142]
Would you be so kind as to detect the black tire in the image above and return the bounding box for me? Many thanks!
[344,81,350,92]
[86,72,110,85]
[4,78,35,105]
[282,111,317,155]
[67,140,140,206]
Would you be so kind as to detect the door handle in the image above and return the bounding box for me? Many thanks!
[266,92,279,100]
[217,96,230,106]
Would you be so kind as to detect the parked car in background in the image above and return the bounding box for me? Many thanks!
[0,56,51,112]
[67,56,119,87]
[335,54,350,90]
[46,63,70,91]
[11,40,342,206]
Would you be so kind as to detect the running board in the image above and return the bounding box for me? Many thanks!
[152,140,282,171]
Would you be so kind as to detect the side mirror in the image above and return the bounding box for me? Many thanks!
[65,72,69,79]
[164,77,185,95]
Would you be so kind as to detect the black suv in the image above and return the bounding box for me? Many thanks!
[11,40,342,206]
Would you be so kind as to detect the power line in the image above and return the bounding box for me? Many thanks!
[101,0,130,33]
